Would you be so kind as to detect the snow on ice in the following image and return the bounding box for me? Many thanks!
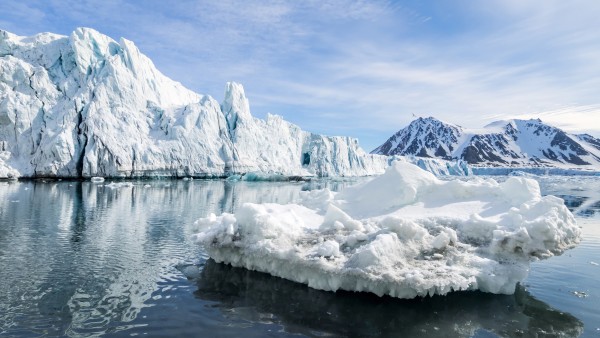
[195,162,581,298]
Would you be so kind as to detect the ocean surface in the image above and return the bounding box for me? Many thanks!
[0,175,598,337]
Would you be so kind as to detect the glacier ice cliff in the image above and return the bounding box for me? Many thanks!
[0,28,392,178]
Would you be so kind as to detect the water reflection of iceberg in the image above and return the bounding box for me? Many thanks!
[195,260,583,338]
[558,195,600,217]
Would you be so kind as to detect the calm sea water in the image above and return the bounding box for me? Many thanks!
[0,176,598,337]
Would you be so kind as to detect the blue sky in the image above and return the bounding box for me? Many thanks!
[1,0,600,150]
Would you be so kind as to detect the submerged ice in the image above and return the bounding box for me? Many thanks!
[195,162,581,298]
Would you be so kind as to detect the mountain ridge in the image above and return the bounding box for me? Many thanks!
[372,116,600,170]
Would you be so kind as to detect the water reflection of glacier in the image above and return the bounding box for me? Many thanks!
[195,260,583,338]
[0,179,350,337]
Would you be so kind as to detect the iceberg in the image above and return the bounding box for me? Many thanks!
[103,181,134,189]
[195,162,580,298]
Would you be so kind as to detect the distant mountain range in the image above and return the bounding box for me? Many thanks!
[372,117,600,170]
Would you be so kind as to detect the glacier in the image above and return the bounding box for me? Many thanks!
[195,161,580,298]
[0,28,393,179]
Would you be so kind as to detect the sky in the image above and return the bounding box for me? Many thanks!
[1,0,600,151]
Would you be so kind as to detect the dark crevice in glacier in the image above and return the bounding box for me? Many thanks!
[75,102,87,177]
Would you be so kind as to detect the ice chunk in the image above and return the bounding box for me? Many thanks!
[195,162,580,298]
[176,264,202,280]
[316,240,340,257]
[104,182,134,189]
[241,172,288,182]
[321,204,364,231]
[334,162,438,218]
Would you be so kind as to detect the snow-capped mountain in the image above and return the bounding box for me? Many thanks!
[0,28,387,178]
[373,117,600,170]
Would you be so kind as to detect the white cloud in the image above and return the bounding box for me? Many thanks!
[498,105,600,137]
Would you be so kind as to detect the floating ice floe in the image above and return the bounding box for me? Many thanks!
[91,177,105,183]
[195,162,581,298]
[226,172,307,182]
[104,182,134,189]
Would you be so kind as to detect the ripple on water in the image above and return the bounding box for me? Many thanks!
[524,216,600,337]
